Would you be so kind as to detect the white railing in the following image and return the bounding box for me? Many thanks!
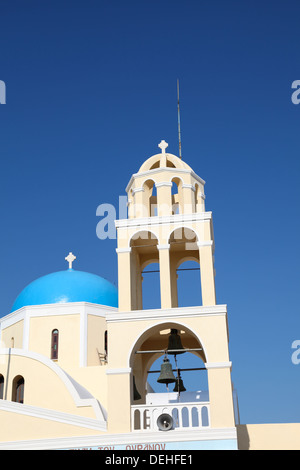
[131,402,210,432]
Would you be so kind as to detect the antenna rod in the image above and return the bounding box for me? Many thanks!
[177,79,182,159]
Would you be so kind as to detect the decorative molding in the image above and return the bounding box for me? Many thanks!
[126,167,206,193]
[182,183,196,192]
[116,247,132,254]
[157,244,170,250]
[205,362,232,370]
[0,400,106,432]
[0,303,118,369]
[155,182,172,188]
[106,368,132,375]
[0,348,106,421]
[131,187,144,194]
[106,304,227,324]
[115,211,212,230]
[197,241,214,247]
[80,309,87,367]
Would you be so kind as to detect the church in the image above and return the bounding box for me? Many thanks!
[0,141,299,450]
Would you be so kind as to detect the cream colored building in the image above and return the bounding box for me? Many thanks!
[0,141,299,450]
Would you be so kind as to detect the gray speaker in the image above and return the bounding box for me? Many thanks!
[157,413,173,431]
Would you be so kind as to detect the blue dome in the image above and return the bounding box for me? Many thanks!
[11,269,118,312]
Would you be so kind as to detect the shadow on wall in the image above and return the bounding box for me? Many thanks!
[236,425,250,450]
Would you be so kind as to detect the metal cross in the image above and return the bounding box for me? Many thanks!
[65,252,76,269]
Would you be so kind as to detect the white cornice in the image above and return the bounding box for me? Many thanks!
[0,303,118,367]
[0,348,106,421]
[126,167,206,193]
[205,362,232,370]
[0,302,117,327]
[106,304,227,324]
[106,367,132,375]
[115,211,212,229]
[0,400,106,432]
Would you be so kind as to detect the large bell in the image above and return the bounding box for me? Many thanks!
[133,376,141,401]
[173,372,186,393]
[167,329,185,355]
[157,357,177,385]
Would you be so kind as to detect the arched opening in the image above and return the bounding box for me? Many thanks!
[12,375,25,404]
[130,322,208,406]
[177,260,202,307]
[194,183,205,212]
[142,262,161,310]
[51,329,59,360]
[171,177,182,215]
[168,228,202,307]
[147,349,208,396]
[142,179,157,217]
[130,231,159,310]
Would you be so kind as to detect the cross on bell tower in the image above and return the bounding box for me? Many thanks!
[158,140,168,154]
[158,140,168,167]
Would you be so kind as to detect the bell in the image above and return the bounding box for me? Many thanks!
[133,376,141,401]
[173,372,186,393]
[167,329,185,355]
[157,356,177,384]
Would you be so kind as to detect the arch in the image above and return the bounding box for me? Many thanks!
[129,229,159,249]
[133,409,141,430]
[142,261,160,310]
[181,407,189,427]
[129,231,159,310]
[167,227,201,307]
[171,177,183,215]
[172,407,179,428]
[194,183,205,212]
[192,406,199,427]
[0,348,106,421]
[129,322,207,403]
[142,179,157,217]
[201,406,209,427]
[128,321,208,369]
[12,375,24,403]
[168,226,199,246]
[176,259,202,308]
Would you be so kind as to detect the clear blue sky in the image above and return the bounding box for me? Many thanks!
[0,0,299,425]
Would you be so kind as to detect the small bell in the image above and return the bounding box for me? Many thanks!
[133,376,141,401]
[157,356,177,384]
[167,329,185,355]
[173,371,186,393]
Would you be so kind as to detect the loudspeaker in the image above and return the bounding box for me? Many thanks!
[157,413,173,431]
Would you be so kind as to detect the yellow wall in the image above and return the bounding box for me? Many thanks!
[237,424,300,450]
[1,320,23,349]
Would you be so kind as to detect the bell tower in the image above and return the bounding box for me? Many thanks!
[107,141,237,447]
[116,140,215,312]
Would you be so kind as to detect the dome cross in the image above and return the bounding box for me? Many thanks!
[65,252,76,269]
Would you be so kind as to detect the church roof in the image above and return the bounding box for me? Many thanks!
[11,268,118,312]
